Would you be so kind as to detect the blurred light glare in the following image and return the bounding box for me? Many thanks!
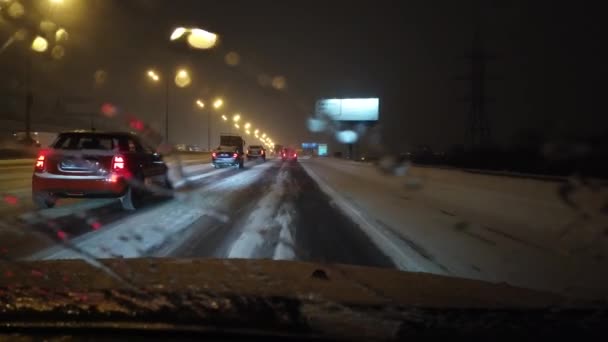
[245,130,251,135]
[51,45,65,59]
[307,118,327,132]
[213,98,223,109]
[174,69,191,87]
[244,122,251,129]
[101,103,117,117]
[257,74,271,87]
[31,36,48,52]
[55,27,68,42]
[40,20,57,34]
[170,27,186,40]
[225,51,240,66]
[50,0,64,4]
[196,99,205,108]
[8,2,25,18]
[254,129,259,134]
[221,115,228,121]
[13,29,27,41]
[262,133,266,138]
[272,76,287,90]
[234,123,240,129]
[94,70,108,86]
[336,130,359,144]
[233,114,240,122]
[187,28,218,49]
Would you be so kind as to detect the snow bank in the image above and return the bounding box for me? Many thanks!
[300,157,608,299]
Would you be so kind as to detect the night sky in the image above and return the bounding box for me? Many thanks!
[1,0,606,152]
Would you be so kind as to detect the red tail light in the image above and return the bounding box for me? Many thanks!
[35,155,45,171]
[212,152,217,158]
[112,155,125,170]
[261,150,265,155]
[233,153,238,158]
[293,154,297,158]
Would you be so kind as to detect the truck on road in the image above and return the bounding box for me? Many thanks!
[212,133,246,169]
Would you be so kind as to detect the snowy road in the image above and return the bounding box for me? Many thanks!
[2,155,607,300]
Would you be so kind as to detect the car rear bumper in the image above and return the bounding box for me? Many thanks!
[32,172,128,198]
[212,158,239,167]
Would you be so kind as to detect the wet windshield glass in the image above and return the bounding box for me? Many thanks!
[0,0,607,323]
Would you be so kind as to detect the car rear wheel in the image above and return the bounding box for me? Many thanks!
[120,174,145,210]
[33,192,56,209]
[238,159,244,169]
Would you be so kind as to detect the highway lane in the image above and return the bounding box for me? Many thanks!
[157,160,393,268]
[9,156,391,271]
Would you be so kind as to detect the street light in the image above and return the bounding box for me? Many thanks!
[244,122,251,130]
[147,69,160,82]
[233,114,240,122]
[146,67,192,143]
[234,123,240,129]
[174,68,191,87]
[170,27,219,50]
[262,133,266,138]
[31,36,48,53]
[195,97,224,151]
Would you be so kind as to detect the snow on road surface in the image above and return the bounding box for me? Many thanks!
[227,164,296,259]
[300,157,608,299]
[29,161,276,260]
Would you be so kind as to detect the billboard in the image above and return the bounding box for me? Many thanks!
[318,144,328,156]
[315,98,379,121]
[301,142,318,149]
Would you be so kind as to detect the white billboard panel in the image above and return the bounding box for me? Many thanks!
[315,98,379,121]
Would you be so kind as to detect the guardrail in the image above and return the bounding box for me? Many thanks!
[0,151,212,168]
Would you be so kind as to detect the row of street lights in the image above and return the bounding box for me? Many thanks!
[142,26,275,151]
[145,67,275,151]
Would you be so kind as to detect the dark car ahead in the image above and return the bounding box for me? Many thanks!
[246,145,266,161]
[212,145,244,169]
[281,148,298,162]
[32,131,171,211]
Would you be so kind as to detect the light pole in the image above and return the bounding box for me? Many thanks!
[195,97,223,151]
[147,68,190,144]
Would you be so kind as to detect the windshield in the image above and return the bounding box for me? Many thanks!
[1,0,607,333]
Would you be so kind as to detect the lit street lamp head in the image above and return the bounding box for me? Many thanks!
[146,69,160,82]
[170,27,187,41]
[31,36,48,53]
[213,98,223,109]
[170,27,219,49]
[221,115,228,121]
[196,99,205,108]
[174,69,191,88]
[233,114,241,122]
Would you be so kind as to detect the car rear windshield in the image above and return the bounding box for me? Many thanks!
[53,134,118,150]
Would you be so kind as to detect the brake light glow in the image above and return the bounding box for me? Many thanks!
[212,152,217,158]
[293,154,297,158]
[233,153,238,158]
[261,150,265,155]
[35,155,45,171]
[112,155,125,170]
